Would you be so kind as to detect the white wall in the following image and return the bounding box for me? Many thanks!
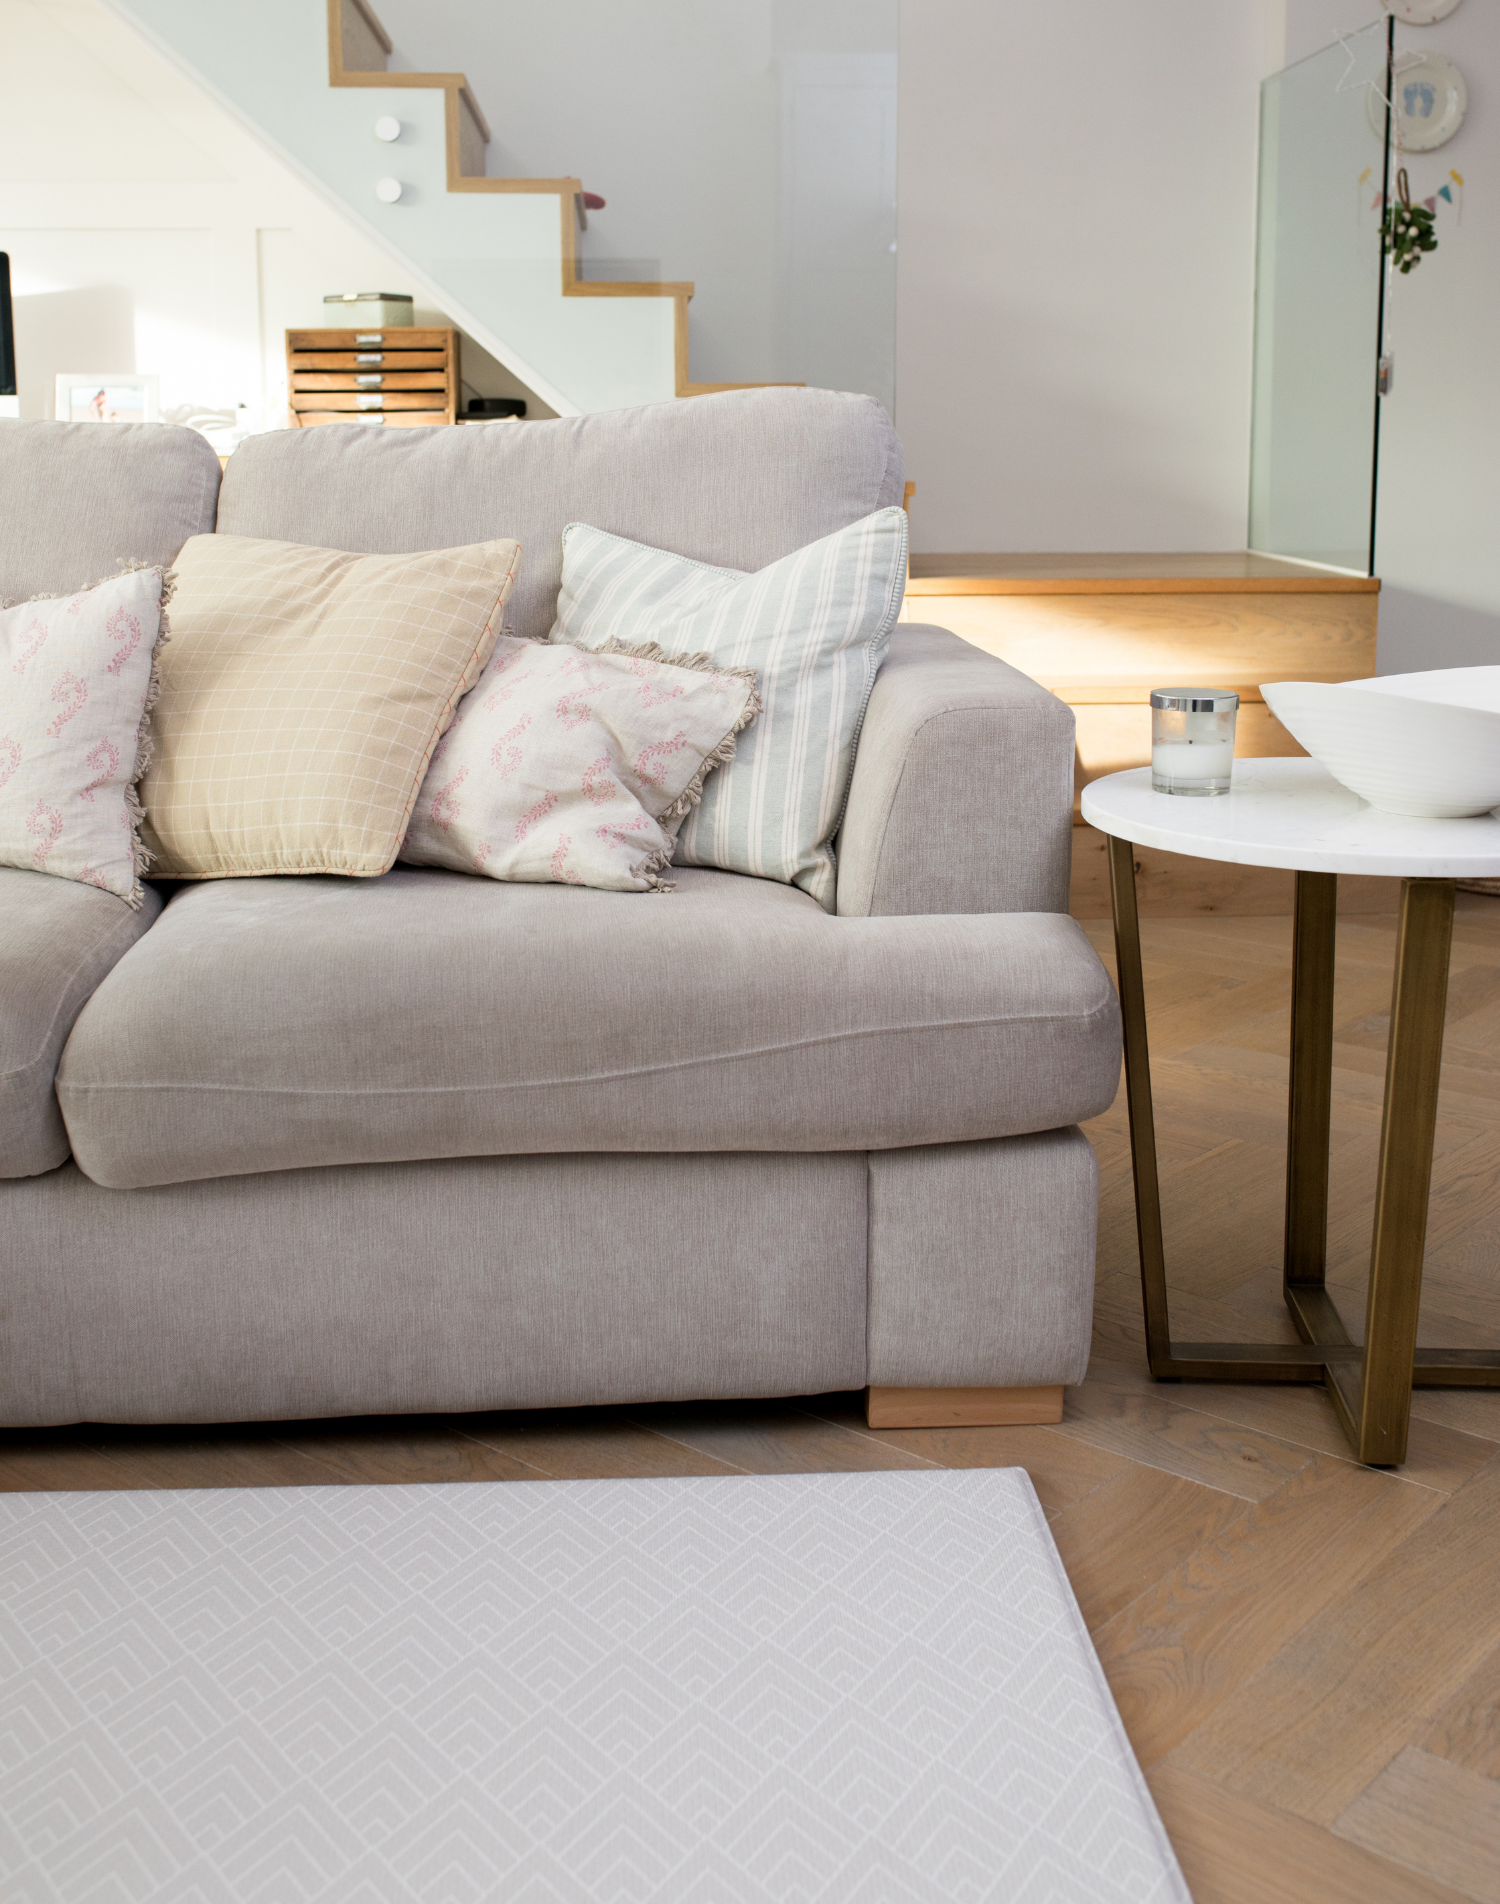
[896,1,1271,554]
[1281,2,1500,671]
[0,0,554,425]
[899,0,1497,652]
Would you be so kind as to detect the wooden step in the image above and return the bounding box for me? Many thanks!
[905,555,1378,799]
[912,589,1377,695]
[905,553,1381,920]
[907,551,1379,595]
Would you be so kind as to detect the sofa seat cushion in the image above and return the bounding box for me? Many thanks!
[57,870,1121,1188]
[1,867,163,1178]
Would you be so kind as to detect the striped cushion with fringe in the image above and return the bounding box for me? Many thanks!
[550,508,908,910]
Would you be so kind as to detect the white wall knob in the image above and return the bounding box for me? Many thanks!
[374,116,402,142]
[375,177,404,204]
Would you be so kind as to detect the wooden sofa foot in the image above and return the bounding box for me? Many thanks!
[865,1384,1065,1429]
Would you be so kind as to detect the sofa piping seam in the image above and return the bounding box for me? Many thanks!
[58,996,1121,1101]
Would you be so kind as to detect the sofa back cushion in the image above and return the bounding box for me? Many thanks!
[215,388,905,643]
[0,421,221,603]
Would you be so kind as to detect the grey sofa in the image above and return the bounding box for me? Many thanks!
[0,392,1120,1429]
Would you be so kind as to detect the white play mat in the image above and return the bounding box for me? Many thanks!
[0,1467,1188,1901]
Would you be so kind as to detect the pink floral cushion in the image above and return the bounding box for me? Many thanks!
[0,566,169,905]
[401,636,759,892]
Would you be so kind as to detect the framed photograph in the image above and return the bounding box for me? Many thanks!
[54,373,160,423]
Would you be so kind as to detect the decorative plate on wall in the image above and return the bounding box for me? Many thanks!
[1367,52,1467,151]
[1388,1,1462,22]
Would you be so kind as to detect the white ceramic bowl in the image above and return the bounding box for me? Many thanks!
[1261,668,1500,818]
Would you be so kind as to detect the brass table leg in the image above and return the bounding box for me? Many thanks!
[1283,872,1344,1347]
[1345,879,1455,1464]
[1106,840,1492,1466]
[1106,834,1172,1375]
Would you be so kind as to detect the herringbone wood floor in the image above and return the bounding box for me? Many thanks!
[5,898,1499,1902]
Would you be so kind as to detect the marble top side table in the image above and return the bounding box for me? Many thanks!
[1081,757,1500,1466]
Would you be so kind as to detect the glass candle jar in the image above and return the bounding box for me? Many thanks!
[1150,689,1239,796]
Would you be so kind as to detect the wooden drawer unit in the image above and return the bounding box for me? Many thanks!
[292,372,448,392]
[286,327,457,427]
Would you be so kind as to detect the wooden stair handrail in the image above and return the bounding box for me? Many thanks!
[344,0,391,58]
[326,0,777,398]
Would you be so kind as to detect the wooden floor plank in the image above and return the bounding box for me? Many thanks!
[1095,1140,1305,1299]
[1096,1454,1442,1769]
[1148,1767,1477,1904]
[1056,1367,1317,1500]
[1119,972,1298,1061]
[1047,1462,1250,1629]
[268,1422,550,1486]
[0,1436,156,1493]
[1090,1268,1305,1350]
[1418,1640,1500,1780]
[465,1409,747,1480]
[1422,1130,1500,1262]
[836,1416,1128,1515]
[1411,1387,1500,1442]
[623,1399,939,1475]
[1168,1453,1500,1823]
[80,1430,374,1492]
[1085,1366,1496,1495]
[1333,1747,1500,1903]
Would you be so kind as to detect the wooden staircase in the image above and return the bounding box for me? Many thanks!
[110,0,783,413]
[328,0,765,400]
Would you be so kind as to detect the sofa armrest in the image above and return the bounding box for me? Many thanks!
[836,623,1074,916]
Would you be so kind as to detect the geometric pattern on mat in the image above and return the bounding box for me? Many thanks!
[0,1469,1189,1902]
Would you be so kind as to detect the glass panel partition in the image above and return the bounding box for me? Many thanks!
[1249,20,1391,574]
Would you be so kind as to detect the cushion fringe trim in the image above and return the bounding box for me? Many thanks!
[586,636,762,895]
[5,561,174,909]
[116,561,174,906]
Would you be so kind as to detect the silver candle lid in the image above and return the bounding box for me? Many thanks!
[1149,688,1240,713]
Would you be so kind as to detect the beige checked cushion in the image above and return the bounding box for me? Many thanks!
[139,533,520,879]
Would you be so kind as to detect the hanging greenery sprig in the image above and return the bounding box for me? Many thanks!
[1383,167,1438,274]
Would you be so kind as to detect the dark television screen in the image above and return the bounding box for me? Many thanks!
[0,253,14,398]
